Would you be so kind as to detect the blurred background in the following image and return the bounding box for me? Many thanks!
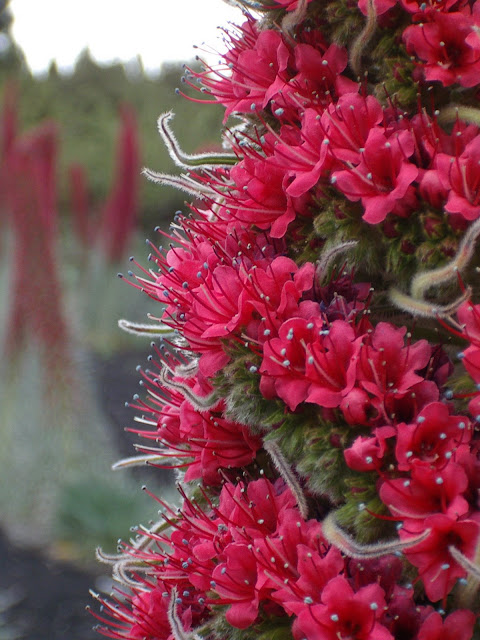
[0,1,239,637]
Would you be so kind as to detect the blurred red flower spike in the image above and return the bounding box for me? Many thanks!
[5,121,70,375]
[68,162,92,249]
[100,105,140,262]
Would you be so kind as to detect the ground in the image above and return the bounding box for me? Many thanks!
[0,348,153,640]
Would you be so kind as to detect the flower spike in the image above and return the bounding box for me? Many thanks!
[323,511,431,559]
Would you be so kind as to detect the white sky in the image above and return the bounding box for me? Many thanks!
[10,0,242,75]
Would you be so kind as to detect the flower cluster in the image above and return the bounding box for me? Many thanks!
[93,0,480,638]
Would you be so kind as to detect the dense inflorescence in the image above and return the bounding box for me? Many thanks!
[92,0,480,638]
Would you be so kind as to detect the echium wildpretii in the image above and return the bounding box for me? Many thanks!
[91,0,480,638]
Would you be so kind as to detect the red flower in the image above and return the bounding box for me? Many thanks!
[436,136,480,220]
[344,426,396,472]
[402,513,480,602]
[213,544,262,629]
[417,610,476,640]
[380,462,469,521]
[357,322,432,419]
[403,11,480,88]
[395,403,471,471]
[332,129,418,224]
[293,576,392,640]
[260,318,363,410]
[229,153,306,238]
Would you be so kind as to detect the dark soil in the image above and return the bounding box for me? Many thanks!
[0,530,104,640]
[0,348,149,640]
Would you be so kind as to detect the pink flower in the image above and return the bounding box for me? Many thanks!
[229,149,306,238]
[380,462,470,521]
[332,128,418,224]
[344,426,395,472]
[201,20,294,120]
[305,320,363,407]
[436,136,480,220]
[357,322,432,419]
[213,544,262,628]
[269,0,315,10]
[260,318,363,410]
[403,12,480,88]
[293,576,392,640]
[417,610,476,640]
[394,403,471,472]
[402,513,480,602]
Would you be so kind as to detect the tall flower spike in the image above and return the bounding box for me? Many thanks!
[410,216,480,299]
[322,511,431,559]
[157,111,238,170]
[264,439,309,519]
